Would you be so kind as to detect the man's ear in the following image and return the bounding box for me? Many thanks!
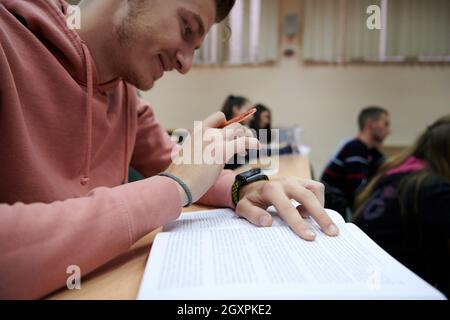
[366,118,375,130]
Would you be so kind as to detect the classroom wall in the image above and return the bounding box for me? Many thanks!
[142,0,450,176]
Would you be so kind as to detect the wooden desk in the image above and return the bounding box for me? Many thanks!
[47,155,311,300]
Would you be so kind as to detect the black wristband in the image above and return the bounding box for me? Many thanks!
[158,172,193,207]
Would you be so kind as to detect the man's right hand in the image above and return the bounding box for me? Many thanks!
[164,111,260,206]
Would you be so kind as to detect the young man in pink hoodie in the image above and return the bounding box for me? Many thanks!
[0,0,339,299]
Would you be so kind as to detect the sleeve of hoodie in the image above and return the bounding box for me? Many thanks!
[0,177,183,300]
[130,96,236,209]
[0,100,228,300]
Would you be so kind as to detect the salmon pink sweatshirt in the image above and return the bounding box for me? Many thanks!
[0,0,236,299]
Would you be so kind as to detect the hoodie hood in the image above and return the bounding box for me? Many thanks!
[2,0,87,83]
[1,0,127,185]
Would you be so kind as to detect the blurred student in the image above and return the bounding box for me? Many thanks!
[250,104,272,143]
[222,95,254,169]
[321,107,390,218]
[221,95,254,126]
[249,104,293,156]
[354,115,450,296]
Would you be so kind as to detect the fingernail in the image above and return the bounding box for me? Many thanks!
[259,215,271,227]
[305,229,316,238]
[327,224,339,236]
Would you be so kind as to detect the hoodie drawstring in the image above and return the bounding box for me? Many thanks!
[80,42,93,186]
[79,42,130,186]
[123,85,130,184]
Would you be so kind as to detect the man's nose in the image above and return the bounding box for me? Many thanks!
[175,50,194,75]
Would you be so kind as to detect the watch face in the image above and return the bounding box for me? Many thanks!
[237,168,262,182]
[247,174,268,184]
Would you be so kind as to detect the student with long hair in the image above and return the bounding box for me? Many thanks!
[249,104,294,156]
[249,104,272,143]
[222,95,254,169]
[354,115,450,296]
[221,95,254,125]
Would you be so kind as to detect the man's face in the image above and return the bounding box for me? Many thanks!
[370,113,391,144]
[111,0,216,90]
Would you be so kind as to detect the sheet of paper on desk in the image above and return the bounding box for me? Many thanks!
[137,208,446,300]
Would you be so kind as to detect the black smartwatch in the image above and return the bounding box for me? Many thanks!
[232,168,269,205]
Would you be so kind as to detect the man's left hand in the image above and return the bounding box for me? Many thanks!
[235,177,339,241]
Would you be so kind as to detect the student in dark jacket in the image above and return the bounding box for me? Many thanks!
[354,114,450,297]
[321,107,391,218]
